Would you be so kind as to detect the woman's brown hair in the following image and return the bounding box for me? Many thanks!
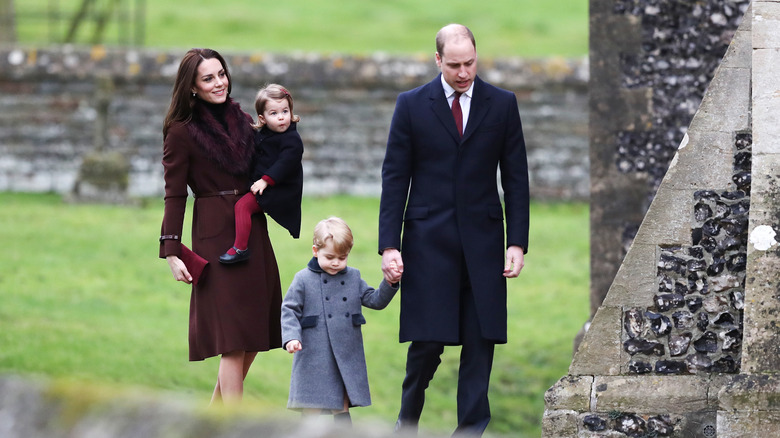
[163,48,232,138]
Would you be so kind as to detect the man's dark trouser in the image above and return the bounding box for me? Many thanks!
[396,278,496,436]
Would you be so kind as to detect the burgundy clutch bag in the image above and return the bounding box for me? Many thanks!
[180,244,209,285]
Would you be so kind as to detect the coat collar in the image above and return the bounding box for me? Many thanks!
[307,257,348,276]
[428,75,489,144]
[187,98,255,175]
[258,121,298,140]
[255,122,298,142]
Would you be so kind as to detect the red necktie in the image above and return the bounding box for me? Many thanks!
[452,92,463,137]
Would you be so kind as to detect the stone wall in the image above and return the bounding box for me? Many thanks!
[0,46,588,200]
[545,2,780,437]
[0,374,435,438]
[589,0,751,316]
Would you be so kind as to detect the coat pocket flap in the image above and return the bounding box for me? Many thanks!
[404,206,429,221]
[301,315,319,328]
[352,313,367,326]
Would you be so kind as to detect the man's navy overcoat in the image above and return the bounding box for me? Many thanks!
[378,75,529,344]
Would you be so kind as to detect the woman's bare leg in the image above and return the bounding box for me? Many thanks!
[211,380,222,405]
[210,350,255,405]
[243,351,257,378]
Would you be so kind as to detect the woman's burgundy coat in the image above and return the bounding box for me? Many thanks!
[159,99,283,361]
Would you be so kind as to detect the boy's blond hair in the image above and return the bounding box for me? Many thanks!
[313,217,354,255]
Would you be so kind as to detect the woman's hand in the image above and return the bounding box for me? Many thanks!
[286,340,302,353]
[167,255,193,284]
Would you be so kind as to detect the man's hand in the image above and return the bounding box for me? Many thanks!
[382,248,404,284]
[503,245,525,278]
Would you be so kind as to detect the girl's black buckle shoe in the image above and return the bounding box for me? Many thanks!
[218,247,250,264]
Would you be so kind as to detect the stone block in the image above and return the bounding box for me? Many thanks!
[742,157,780,374]
[709,374,735,407]
[752,48,780,154]
[602,243,656,308]
[747,207,780,232]
[544,375,594,411]
[753,1,780,49]
[592,375,710,413]
[633,188,695,245]
[570,306,622,376]
[742,248,780,372]
[541,409,578,438]
[718,409,780,438]
[749,157,780,212]
[719,375,780,411]
[720,29,753,69]
[718,410,758,438]
[675,410,718,438]
[663,131,737,190]
[688,67,751,134]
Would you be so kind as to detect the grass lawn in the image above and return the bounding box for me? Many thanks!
[0,192,589,437]
[13,0,588,57]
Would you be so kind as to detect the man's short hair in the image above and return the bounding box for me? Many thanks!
[435,24,476,56]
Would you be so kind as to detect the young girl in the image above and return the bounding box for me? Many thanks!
[281,217,399,425]
[219,84,304,264]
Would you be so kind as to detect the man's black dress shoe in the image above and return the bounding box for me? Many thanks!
[218,247,250,264]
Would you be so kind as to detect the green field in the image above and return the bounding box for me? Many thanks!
[13,0,588,57]
[0,192,589,437]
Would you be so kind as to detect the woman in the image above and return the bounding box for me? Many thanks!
[159,48,282,403]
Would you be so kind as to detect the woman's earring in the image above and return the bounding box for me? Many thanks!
[192,92,196,97]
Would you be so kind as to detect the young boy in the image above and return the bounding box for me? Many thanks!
[281,217,398,425]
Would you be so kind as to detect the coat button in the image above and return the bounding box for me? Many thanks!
[323,279,328,284]
[345,313,350,317]
[328,314,332,318]
[341,281,345,285]
[325,296,330,301]
[342,297,347,301]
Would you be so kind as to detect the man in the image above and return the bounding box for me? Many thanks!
[379,24,530,436]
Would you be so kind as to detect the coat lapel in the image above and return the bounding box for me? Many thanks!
[428,75,491,145]
[428,75,463,143]
[461,76,489,144]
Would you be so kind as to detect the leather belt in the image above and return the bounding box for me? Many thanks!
[194,189,246,198]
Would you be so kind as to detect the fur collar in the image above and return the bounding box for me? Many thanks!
[186,98,255,176]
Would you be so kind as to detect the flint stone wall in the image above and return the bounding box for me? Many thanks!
[589,0,751,315]
[0,46,588,200]
[545,1,780,437]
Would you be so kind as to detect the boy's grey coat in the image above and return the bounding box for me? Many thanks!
[281,257,398,410]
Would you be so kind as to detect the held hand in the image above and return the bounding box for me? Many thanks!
[503,245,525,278]
[251,179,269,195]
[286,340,302,353]
[166,255,193,284]
[382,249,404,284]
